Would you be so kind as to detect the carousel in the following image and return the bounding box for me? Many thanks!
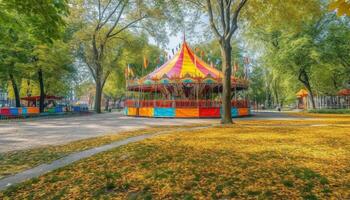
[125,40,250,118]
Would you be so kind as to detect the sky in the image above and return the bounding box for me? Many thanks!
[149,14,209,55]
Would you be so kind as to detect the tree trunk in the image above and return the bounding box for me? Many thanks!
[38,68,45,113]
[9,73,21,107]
[220,40,232,124]
[273,82,279,107]
[305,84,316,109]
[113,98,117,108]
[95,80,102,113]
[104,96,109,111]
[298,70,316,109]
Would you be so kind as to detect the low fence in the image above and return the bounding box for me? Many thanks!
[0,106,89,120]
[125,99,249,108]
[313,96,350,109]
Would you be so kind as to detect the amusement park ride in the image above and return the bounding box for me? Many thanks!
[124,39,251,118]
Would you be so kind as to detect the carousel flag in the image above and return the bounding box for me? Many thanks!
[163,52,168,61]
[195,47,199,54]
[243,57,249,79]
[143,56,149,69]
[124,68,128,78]
[233,61,239,73]
[128,65,134,77]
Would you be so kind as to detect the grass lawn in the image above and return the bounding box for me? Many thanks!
[0,125,198,179]
[1,115,349,199]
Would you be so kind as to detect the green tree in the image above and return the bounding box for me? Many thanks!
[199,0,248,124]
[0,0,70,110]
[72,0,170,113]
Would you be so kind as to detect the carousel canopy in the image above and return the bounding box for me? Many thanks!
[147,41,222,79]
[127,39,249,92]
[338,88,350,96]
[296,89,308,98]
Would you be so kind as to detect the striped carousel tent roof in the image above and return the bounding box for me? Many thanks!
[146,41,222,79]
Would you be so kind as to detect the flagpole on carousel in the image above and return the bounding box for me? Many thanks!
[126,64,130,109]
[244,57,250,108]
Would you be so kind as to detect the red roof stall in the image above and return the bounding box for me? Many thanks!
[21,95,63,107]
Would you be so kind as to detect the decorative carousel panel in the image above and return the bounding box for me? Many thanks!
[199,108,220,117]
[154,108,175,118]
[182,78,194,83]
[238,108,249,116]
[160,79,170,84]
[143,79,154,85]
[203,78,216,84]
[128,107,138,116]
[230,108,238,117]
[175,108,199,118]
[139,107,154,117]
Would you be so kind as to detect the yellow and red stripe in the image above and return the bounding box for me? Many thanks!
[146,41,223,79]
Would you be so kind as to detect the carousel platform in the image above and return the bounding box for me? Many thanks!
[125,100,251,118]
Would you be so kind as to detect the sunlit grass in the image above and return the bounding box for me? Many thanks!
[1,117,349,199]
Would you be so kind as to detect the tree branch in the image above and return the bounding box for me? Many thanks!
[227,0,248,40]
[206,0,222,39]
[85,61,97,82]
[98,0,123,30]
[102,70,111,88]
[218,0,226,32]
[98,0,102,22]
[100,0,112,21]
[224,0,231,33]
[108,15,148,38]
[187,0,206,8]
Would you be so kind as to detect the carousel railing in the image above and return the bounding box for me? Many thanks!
[125,99,249,108]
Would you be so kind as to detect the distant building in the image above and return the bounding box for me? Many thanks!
[0,89,8,107]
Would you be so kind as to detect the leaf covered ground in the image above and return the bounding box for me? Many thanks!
[0,126,191,179]
[1,115,350,199]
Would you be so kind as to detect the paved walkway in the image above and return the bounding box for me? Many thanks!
[0,111,306,153]
[0,112,215,153]
[0,126,211,191]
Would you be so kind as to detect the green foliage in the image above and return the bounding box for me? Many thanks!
[244,3,350,107]
[0,0,69,42]
[0,0,75,102]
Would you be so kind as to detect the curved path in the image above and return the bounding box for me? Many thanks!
[0,126,213,191]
